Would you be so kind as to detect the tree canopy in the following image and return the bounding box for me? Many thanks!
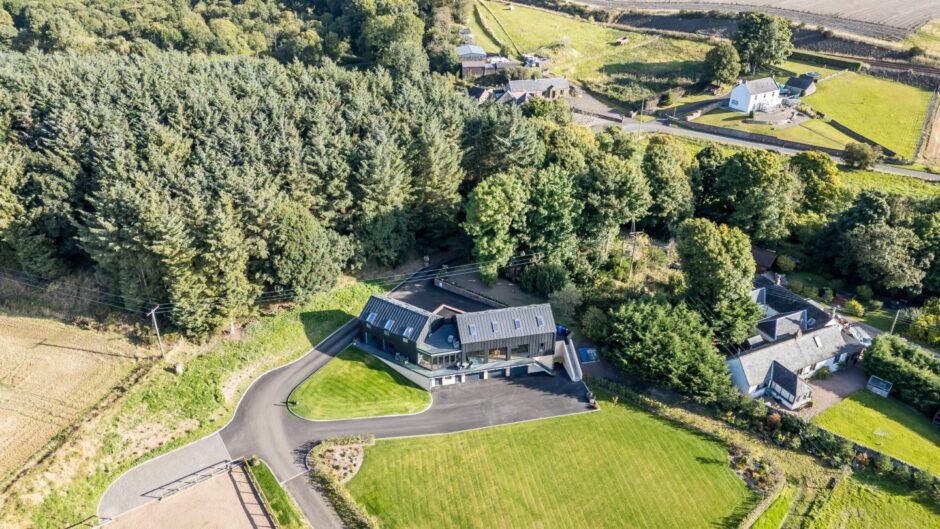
[733,13,793,74]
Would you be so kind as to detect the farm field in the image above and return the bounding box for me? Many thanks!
[811,473,939,528]
[814,390,940,475]
[469,0,711,107]
[0,313,147,486]
[288,347,431,420]
[695,108,857,150]
[1,280,382,528]
[905,19,940,60]
[347,394,760,529]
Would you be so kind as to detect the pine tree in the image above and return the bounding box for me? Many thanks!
[409,117,464,243]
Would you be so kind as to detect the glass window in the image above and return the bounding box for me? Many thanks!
[366,312,377,324]
[384,319,395,331]
[468,323,477,336]
[467,351,485,364]
[535,316,544,328]
[418,352,432,369]
[513,318,522,330]
[510,344,530,359]
[491,321,499,333]
[488,347,507,362]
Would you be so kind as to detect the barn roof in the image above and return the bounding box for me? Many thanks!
[358,295,438,341]
[455,304,555,345]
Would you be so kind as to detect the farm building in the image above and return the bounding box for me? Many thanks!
[357,295,581,389]
[784,76,817,97]
[456,44,486,61]
[729,77,782,113]
[461,57,520,79]
[497,78,575,104]
[727,277,865,409]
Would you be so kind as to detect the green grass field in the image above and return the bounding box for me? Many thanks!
[469,0,710,106]
[249,459,307,529]
[751,484,796,529]
[803,68,932,160]
[289,347,431,420]
[840,168,940,198]
[814,391,940,475]
[347,395,759,529]
[695,108,857,150]
[812,473,939,528]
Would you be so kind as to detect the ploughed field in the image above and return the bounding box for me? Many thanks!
[0,314,146,485]
[580,1,939,35]
[347,394,759,529]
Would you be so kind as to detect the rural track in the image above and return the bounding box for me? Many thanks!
[98,270,592,528]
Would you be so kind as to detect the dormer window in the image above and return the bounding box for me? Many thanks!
[366,312,377,324]
[403,326,414,339]
[384,319,395,331]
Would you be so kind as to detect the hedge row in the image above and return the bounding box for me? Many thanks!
[788,51,865,72]
[307,435,379,529]
[863,335,940,416]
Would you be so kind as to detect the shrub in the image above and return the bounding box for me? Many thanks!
[910,46,926,57]
[519,262,568,297]
[855,451,870,468]
[856,284,874,301]
[775,255,795,273]
[843,299,865,317]
[869,299,883,311]
[581,306,608,342]
[819,287,833,303]
[913,469,935,491]
[549,282,581,318]
[843,142,880,169]
[864,334,940,415]
[873,453,895,475]
[811,366,833,380]
[788,279,805,296]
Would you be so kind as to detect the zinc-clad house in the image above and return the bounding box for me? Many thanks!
[357,295,574,389]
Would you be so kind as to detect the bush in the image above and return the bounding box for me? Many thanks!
[843,299,865,317]
[913,469,935,491]
[869,299,883,311]
[548,282,581,318]
[856,285,874,301]
[811,366,833,380]
[819,287,833,303]
[775,255,795,273]
[519,262,568,297]
[864,334,940,415]
[843,142,880,169]
[788,279,805,296]
[581,306,608,342]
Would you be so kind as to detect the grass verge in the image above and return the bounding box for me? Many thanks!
[3,280,384,528]
[751,483,796,529]
[248,459,307,529]
[814,391,940,475]
[347,393,759,529]
[812,472,940,528]
[694,108,856,150]
[289,347,431,420]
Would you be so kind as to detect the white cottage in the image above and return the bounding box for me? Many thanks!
[729,77,781,113]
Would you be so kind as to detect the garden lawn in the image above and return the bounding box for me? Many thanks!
[289,347,430,420]
[814,391,940,475]
[812,473,939,529]
[806,69,932,160]
[347,395,759,529]
[695,108,857,150]
[471,0,710,106]
[249,459,306,529]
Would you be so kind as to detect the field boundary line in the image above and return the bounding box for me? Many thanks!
[914,88,940,161]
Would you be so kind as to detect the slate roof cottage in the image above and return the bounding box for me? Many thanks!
[729,77,781,113]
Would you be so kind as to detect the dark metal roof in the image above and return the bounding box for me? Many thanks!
[751,246,777,269]
[786,77,815,90]
[455,304,555,345]
[359,295,438,341]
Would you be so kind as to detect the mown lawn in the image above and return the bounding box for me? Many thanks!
[249,459,307,529]
[839,167,940,198]
[806,68,933,160]
[470,0,710,105]
[814,391,940,475]
[289,347,430,420]
[695,108,857,150]
[347,395,759,529]
[812,473,940,529]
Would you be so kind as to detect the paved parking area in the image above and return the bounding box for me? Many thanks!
[801,364,867,419]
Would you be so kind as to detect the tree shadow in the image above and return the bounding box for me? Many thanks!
[598,60,705,79]
[299,309,356,355]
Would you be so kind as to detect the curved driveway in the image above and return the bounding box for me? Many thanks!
[99,281,591,527]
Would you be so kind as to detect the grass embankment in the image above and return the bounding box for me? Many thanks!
[249,459,307,529]
[751,483,796,529]
[289,347,431,420]
[812,473,940,528]
[839,167,940,198]
[469,0,710,107]
[814,391,940,475]
[347,394,759,529]
[3,281,383,528]
[695,108,857,150]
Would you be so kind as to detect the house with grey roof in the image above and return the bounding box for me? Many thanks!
[729,77,781,113]
[357,295,573,389]
[726,278,865,409]
[498,77,575,104]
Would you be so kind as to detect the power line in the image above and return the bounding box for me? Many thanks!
[0,273,148,314]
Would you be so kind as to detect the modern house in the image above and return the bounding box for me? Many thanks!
[729,77,782,113]
[727,277,865,409]
[784,76,816,97]
[356,295,580,389]
[456,44,486,62]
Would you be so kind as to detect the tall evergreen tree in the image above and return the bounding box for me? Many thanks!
[641,135,693,231]
[410,117,465,243]
[463,171,530,282]
[526,164,581,262]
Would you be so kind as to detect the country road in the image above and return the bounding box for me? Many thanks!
[98,273,591,528]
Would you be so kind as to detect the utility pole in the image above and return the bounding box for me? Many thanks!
[148,306,165,359]
[628,219,639,281]
[890,308,901,334]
